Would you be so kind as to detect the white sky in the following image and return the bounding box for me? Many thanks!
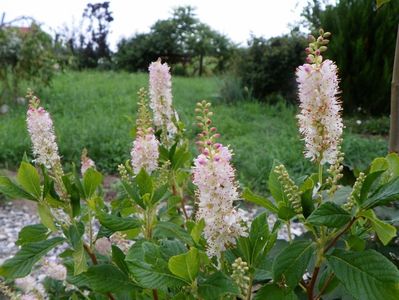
[2,0,309,50]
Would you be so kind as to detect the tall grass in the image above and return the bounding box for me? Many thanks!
[0,71,388,191]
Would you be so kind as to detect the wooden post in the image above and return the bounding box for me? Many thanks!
[389,25,399,153]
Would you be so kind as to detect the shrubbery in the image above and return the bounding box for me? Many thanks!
[0,30,398,300]
[0,23,57,104]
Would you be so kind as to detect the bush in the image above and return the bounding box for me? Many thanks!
[235,30,307,104]
[306,0,399,115]
[0,23,57,103]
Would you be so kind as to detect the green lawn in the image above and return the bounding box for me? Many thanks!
[0,71,388,191]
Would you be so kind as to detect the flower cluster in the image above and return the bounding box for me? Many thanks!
[131,88,159,175]
[148,58,178,142]
[296,30,343,165]
[42,260,67,281]
[26,91,61,171]
[192,101,247,259]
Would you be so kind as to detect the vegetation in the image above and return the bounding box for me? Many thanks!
[303,0,399,115]
[0,71,387,192]
[0,22,57,103]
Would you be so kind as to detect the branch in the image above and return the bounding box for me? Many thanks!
[306,266,320,300]
[324,217,357,253]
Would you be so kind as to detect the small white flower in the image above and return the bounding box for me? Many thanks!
[131,132,159,175]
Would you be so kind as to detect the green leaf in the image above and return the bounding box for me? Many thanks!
[121,180,144,208]
[98,213,142,232]
[0,237,64,279]
[197,271,240,300]
[386,152,399,177]
[359,171,385,203]
[136,168,153,197]
[268,167,287,204]
[16,224,49,246]
[37,203,57,231]
[254,283,298,300]
[83,168,103,198]
[84,264,137,293]
[112,245,129,275]
[360,210,397,245]
[272,240,313,288]
[242,188,278,213]
[306,202,352,228]
[369,157,388,173]
[190,219,205,245]
[168,248,200,282]
[361,177,399,209]
[17,162,41,199]
[327,249,399,300]
[153,222,194,246]
[73,243,87,275]
[0,176,37,200]
[127,259,186,290]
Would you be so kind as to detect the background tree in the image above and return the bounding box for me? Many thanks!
[304,0,399,115]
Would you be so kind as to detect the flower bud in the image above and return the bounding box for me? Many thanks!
[319,46,328,52]
[308,35,316,42]
[323,32,331,38]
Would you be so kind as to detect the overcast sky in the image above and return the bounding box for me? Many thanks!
[2,0,310,50]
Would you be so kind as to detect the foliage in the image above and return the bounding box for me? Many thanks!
[0,22,57,102]
[234,30,307,104]
[0,71,387,192]
[303,0,399,115]
[58,1,114,69]
[0,30,398,300]
[115,6,233,76]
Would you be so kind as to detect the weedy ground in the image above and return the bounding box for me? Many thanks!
[0,71,388,191]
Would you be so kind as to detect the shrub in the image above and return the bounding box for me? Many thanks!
[0,31,398,300]
[0,23,57,103]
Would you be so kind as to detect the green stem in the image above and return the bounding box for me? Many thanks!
[318,163,323,186]
[245,276,253,300]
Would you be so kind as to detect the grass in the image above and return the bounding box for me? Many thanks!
[0,71,388,192]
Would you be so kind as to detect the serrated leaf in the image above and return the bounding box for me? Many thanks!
[306,202,352,228]
[136,168,153,197]
[153,222,193,246]
[268,167,288,204]
[73,243,87,275]
[127,259,186,290]
[254,283,298,300]
[38,203,57,231]
[360,210,397,245]
[361,177,399,209]
[98,213,141,232]
[0,176,37,200]
[190,219,205,244]
[197,271,240,300]
[16,224,49,246]
[17,162,41,199]
[327,249,399,300]
[359,171,385,203]
[242,188,278,213]
[0,237,64,279]
[84,264,137,293]
[83,168,103,198]
[272,240,313,288]
[168,248,200,282]
[112,245,129,275]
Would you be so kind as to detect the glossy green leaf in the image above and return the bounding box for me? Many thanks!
[112,245,129,275]
[73,243,87,275]
[83,168,103,198]
[327,249,399,300]
[197,271,240,300]
[361,177,399,209]
[0,237,64,279]
[0,176,37,200]
[84,264,137,293]
[360,210,397,245]
[136,168,153,197]
[153,222,193,246]
[306,202,352,228]
[17,162,41,199]
[272,240,313,288]
[38,203,57,231]
[168,248,200,282]
[242,188,278,213]
[268,167,288,204]
[254,283,298,300]
[16,224,49,246]
[190,219,205,244]
[98,213,141,232]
